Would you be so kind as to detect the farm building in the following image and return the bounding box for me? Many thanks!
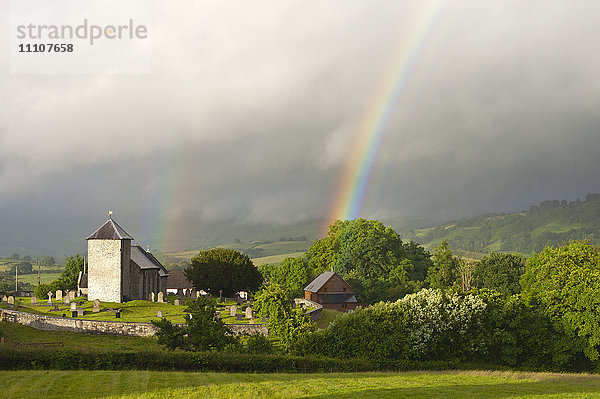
[304,271,358,312]
[85,214,169,303]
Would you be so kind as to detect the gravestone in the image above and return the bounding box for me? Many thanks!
[235,314,242,321]
[47,292,52,305]
[245,306,253,318]
[157,292,164,303]
[70,302,77,311]
[249,318,255,324]
[174,299,180,306]
[215,311,221,319]
[2,295,7,303]
[77,308,84,317]
[72,310,77,318]
[196,291,201,299]
[93,299,100,313]
[229,305,237,316]
[68,291,76,300]
[157,310,162,318]
[7,296,14,305]
[150,292,155,302]
[55,290,62,301]
[115,310,121,319]
[31,296,37,305]
[64,296,70,304]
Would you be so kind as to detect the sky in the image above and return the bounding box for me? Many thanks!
[1,0,600,255]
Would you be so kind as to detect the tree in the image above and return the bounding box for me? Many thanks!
[474,252,526,296]
[185,297,235,351]
[259,257,313,298]
[427,240,459,289]
[9,262,33,275]
[22,255,32,262]
[185,248,263,297]
[521,241,600,361]
[254,284,314,351]
[34,283,52,299]
[305,219,432,303]
[152,297,235,351]
[40,256,56,266]
[9,253,19,260]
[57,254,85,290]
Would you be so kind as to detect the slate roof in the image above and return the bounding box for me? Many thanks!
[87,218,133,240]
[167,270,194,289]
[319,293,358,304]
[130,245,169,277]
[304,271,336,293]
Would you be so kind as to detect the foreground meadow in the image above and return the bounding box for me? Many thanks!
[2,370,600,399]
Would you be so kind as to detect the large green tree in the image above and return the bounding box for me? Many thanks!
[258,257,313,299]
[58,254,85,290]
[474,252,526,296]
[426,240,459,289]
[185,248,263,297]
[521,241,600,361]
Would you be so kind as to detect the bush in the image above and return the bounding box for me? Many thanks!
[245,333,275,354]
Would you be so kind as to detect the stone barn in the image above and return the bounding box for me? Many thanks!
[304,271,358,312]
[86,215,168,303]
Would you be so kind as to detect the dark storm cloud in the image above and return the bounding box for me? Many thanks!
[1,0,600,253]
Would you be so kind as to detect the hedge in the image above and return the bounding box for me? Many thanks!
[0,348,510,373]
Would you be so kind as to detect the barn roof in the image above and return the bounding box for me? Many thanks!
[86,218,133,240]
[319,293,357,304]
[167,270,194,289]
[304,271,336,293]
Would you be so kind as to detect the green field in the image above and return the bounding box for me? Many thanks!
[0,321,160,351]
[165,240,310,263]
[2,370,600,398]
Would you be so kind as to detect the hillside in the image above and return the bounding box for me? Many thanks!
[406,194,600,254]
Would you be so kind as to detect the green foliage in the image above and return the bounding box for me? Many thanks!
[474,252,526,295]
[521,241,600,361]
[33,283,52,299]
[57,254,84,290]
[40,256,55,266]
[8,262,33,275]
[258,257,312,298]
[253,284,315,351]
[150,318,185,350]
[185,297,236,351]
[152,297,235,352]
[9,253,19,260]
[427,240,459,289]
[245,333,275,354]
[185,248,263,297]
[306,219,432,303]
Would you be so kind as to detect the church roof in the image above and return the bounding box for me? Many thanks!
[304,270,336,293]
[130,245,163,270]
[87,218,133,240]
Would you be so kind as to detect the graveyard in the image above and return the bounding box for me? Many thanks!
[0,291,267,325]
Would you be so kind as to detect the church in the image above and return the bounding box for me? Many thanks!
[85,214,169,303]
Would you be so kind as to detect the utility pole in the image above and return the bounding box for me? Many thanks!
[38,261,41,286]
[15,263,18,291]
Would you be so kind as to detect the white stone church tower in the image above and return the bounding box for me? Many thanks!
[86,214,168,303]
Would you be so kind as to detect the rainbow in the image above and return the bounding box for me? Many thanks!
[325,0,447,232]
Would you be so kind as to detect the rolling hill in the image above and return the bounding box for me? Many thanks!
[403,193,600,255]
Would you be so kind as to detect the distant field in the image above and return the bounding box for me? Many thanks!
[252,252,305,266]
[17,271,62,285]
[166,240,310,263]
[2,370,600,398]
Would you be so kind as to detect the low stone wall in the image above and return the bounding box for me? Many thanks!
[0,308,268,338]
[294,298,323,321]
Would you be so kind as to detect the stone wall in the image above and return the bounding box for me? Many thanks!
[0,308,268,337]
[294,298,323,321]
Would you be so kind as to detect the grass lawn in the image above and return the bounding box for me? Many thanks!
[252,252,305,266]
[1,297,266,325]
[2,370,600,398]
[316,309,343,329]
[0,321,161,351]
[17,271,62,285]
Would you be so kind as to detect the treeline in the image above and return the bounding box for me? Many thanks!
[407,193,600,254]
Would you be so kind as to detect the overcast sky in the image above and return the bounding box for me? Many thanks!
[1,0,600,254]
